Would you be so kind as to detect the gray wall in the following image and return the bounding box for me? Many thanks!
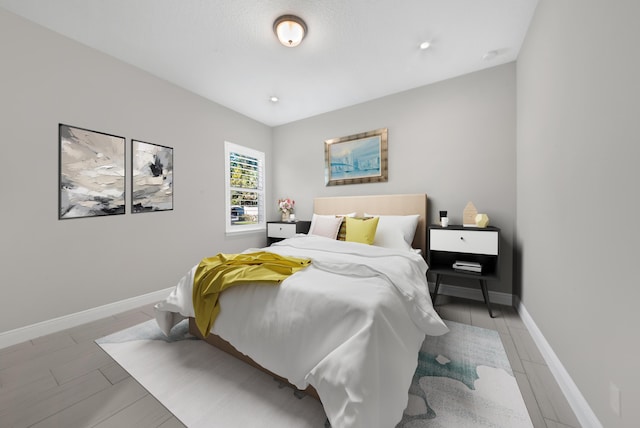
[517,1,639,427]
[0,10,272,332]
[273,63,517,295]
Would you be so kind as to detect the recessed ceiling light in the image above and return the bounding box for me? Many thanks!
[419,41,431,50]
[482,50,498,61]
[269,96,279,103]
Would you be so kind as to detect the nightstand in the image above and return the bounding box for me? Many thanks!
[428,225,500,317]
[267,221,311,245]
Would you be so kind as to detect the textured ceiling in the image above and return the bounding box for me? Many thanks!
[0,0,538,126]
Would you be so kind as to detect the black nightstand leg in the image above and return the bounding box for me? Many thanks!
[432,274,442,305]
[479,279,495,318]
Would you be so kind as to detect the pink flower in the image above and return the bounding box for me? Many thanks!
[278,198,295,213]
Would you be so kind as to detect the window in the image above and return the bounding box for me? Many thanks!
[224,141,265,234]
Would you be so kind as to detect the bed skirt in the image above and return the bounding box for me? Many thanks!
[188,317,321,401]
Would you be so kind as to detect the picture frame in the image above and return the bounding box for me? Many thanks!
[131,140,174,213]
[59,124,126,219]
[324,128,388,186]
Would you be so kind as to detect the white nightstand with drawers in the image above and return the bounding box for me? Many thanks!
[428,225,500,317]
[267,221,311,246]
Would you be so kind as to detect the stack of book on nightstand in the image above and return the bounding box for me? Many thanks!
[453,260,482,274]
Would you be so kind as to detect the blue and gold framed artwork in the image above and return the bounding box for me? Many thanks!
[324,128,388,186]
[131,140,174,213]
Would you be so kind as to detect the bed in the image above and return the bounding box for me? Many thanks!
[155,193,448,428]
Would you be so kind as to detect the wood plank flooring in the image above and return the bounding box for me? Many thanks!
[0,296,581,427]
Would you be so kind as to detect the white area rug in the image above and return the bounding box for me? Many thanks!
[97,320,532,427]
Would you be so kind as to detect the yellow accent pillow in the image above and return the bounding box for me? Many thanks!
[345,216,379,245]
[335,213,356,240]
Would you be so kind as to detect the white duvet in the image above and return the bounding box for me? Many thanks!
[155,235,448,428]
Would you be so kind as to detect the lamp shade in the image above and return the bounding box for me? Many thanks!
[274,15,307,47]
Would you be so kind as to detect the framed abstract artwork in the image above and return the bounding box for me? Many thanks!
[131,140,174,213]
[324,128,388,186]
[59,124,126,219]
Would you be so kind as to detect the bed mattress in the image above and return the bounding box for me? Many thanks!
[155,235,448,428]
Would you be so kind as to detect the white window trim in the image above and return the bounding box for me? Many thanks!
[224,141,266,234]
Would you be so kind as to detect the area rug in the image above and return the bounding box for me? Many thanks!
[97,319,532,427]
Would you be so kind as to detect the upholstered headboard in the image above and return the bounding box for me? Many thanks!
[313,193,428,256]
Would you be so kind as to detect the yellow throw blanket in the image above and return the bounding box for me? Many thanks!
[192,251,311,337]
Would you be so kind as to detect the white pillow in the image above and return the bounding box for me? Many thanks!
[364,214,420,251]
[308,214,344,239]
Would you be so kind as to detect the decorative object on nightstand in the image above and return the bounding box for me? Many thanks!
[439,210,449,227]
[267,220,311,245]
[428,224,500,317]
[475,213,490,228]
[452,260,482,273]
[278,198,295,222]
[463,201,478,227]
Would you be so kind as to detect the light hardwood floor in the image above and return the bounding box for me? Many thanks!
[0,296,581,428]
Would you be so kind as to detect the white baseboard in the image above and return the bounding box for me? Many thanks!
[0,287,173,350]
[515,298,603,428]
[428,281,514,306]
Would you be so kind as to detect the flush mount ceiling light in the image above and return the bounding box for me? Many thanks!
[273,15,307,47]
[419,41,431,50]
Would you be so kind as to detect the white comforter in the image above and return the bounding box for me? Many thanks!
[155,235,448,428]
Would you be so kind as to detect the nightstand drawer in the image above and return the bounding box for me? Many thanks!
[430,229,498,255]
[267,222,298,239]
